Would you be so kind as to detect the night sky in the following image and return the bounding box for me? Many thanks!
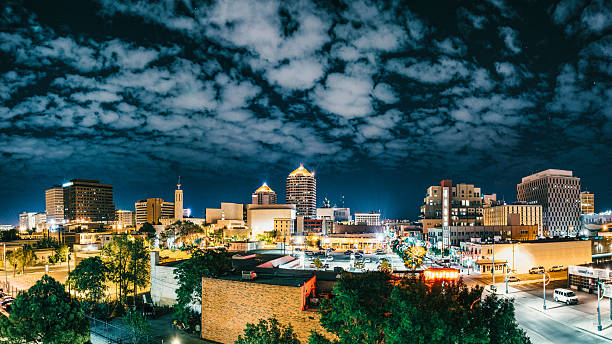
[1,0,611,225]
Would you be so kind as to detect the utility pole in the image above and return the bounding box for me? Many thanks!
[3,243,7,287]
[491,240,495,291]
[598,281,603,331]
[505,263,509,294]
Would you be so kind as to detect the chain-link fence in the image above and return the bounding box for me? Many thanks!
[87,315,151,344]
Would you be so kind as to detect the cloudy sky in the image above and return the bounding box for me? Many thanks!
[1,0,611,224]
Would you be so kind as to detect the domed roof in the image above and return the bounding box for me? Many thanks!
[289,164,313,177]
[255,182,275,193]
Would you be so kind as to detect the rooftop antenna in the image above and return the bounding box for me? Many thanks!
[177,176,181,190]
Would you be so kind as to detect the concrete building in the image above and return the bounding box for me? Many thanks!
[286,164,316,218]
[332,224,382,234]
[517,169,581,237]
[174,179,183,221]
[135,198,174,225]
[251,183,277,205]
[150,251,181,307]
[460,239,592,274]
[580,191,595,214]
[443,224,539,247]
[569,262,612,293]
[206,202,244,224]
[247,204,296,238]
[483,204,543,237]
[274,218,294,243]
[316,207,351,222]
[323,233,386,251]
[420,180,484,237]
[115,210,136,228]
[354,212,381,226]
[62,179,115,222]
[45,185,64,221]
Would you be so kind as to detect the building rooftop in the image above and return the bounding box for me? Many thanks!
[288,164,314,177]
[521,169,574,183]
[254,182,275,193]
[217,273,315,287]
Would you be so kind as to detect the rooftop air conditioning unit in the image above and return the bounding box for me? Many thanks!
[242,271,257,280]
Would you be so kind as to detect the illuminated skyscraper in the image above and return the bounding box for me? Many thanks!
[252,183,277,205]
[45,185,65,221]
[580,191,595,214]
[517,169,581,237]
[286,164,316,218]
[62,179,115,222]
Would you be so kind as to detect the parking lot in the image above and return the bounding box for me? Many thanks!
[286,249,406,272]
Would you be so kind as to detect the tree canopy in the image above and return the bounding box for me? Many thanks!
[235,317,300,344]
[313,272,531,344]
[0,274,89,344]
[174,247,233,322]
[67,256,108,303]
[101,234,149,305]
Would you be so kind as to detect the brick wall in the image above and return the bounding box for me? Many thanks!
[202,277,333,343]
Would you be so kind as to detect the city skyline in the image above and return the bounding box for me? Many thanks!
[1,0,611,223]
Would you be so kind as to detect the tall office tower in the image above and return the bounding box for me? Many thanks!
[420,180,484,227]
[517,169,581,237]
[45,185,65,221]
[135,198,174,225]
[286,164,317,218]
[252,183,277,205]
[175,178,183,220]
[580,191,595,214]
[116,210,136,228]
[63,179,115,222]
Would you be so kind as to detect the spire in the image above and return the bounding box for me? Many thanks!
[177,176,181,190]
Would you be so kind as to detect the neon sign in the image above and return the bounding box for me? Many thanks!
[423,268,460,281]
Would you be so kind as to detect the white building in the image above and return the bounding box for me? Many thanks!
[19,212,45,232]
[246,204,296,238]
[316,207,351,222]
[354,212,381,226]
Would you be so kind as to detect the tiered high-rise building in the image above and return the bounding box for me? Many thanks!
[45,185,65,221]
[286,164,316,218]
[62,179,115,222]
[252,183,277,205]
[517,169,581,237]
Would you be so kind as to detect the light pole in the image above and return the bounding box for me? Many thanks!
[597,281,603,331]
[543,271,546,310]
[491,240,495,291]
[505,263,509,294]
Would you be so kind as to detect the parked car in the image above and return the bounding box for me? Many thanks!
[529,266,545,274]
[554,288,578,305]
[506,276,520,282]
[354,253,364,259]
[0,298,13,307]
[344,250,354,255]
[294,248,302,252]
[549,265,566,272]
[326,248,335,252]
[357,250,364,255]
[374,249,386,255]
[364,257,372,263]
[325,256,334,262]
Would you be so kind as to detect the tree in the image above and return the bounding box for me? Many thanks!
[0,228,19,242]
[174,248,233,322]
[401,246,426,269]
[67,256,108,304]
[6,249,19,277]
[0,274,89,343]
[102,235,149,306]
[316,272,392,344]
[235,317,301,344]
[378,259,392,273]
[123,307,151,344]
[165,221,204,248]
[313,257,323,270]
[312,272,531,344]
[7,245,38,275]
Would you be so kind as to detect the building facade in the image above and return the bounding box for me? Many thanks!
[174,180,183,221]
[45,186,65,221]
[62,179,115,222]
[252,183,277,205]
[443,224,539,247]
[483,204,543,237]
[316,207,351,222]
[354,212,381,226]
[19,212,39,232]
[135,198,174,225]
[420,180,484,228]
[517,169,581,237]
[286,164,316,218]
[247,204,296,237]
[206,203,244,224]
[580,191,595,214]
[116,210,136,228]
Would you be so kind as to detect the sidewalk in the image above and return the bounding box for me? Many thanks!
[511,287,612,341]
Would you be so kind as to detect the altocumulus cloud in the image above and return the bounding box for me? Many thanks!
[0,0,610,213]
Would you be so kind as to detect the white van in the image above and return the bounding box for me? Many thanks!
[554,288,578,305]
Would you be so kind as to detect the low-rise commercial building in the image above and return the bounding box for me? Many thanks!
[443,224,539,247]
[460,239,592,274]
[483,204,543,237]
[354,212,381,226]
[206,202,244,224]
[568,262,612,293]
